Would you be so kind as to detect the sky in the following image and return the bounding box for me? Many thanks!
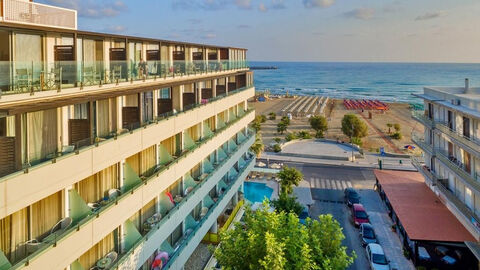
[38,0,480,63]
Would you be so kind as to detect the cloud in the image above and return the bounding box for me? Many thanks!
[415,11,446,21]
[201,33,217,39]
[271,0,286,9]
[259,3,267,12]
[344,8,375,20]
[40,0,127,18]
[103,25,127,33]
[303,0,335,8]
[235,0,252,9]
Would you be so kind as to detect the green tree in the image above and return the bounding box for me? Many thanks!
[268,112,277,120]
[270,193,303,215]
[214,202,355,270]
[273,144,282,152]
[309,115,328,138]
[393,123,401,132]
[273,137,282,143]
[252,121,261,132]
[386,123,393,134]
[281,116,291,125]
[341,114,368,139]
[277,166,303,194]
[250,133,264,157]
[277,121,288,134]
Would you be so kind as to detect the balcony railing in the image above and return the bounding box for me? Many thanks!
[411,156,437,185]
[436,180,480,234]
[0,84,253,180]
[7,110,254,269]
[411,110,434,128]
[0,60,249,96]
[435,148,480,191]
[411,132,433,155]
[110,152,255,270]
[435,121,480,157]
[1,0,77,29]
[161,159,253,270]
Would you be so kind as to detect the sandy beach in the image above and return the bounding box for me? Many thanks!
[250,96,423,154]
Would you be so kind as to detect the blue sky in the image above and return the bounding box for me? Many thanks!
[39,0,480,63]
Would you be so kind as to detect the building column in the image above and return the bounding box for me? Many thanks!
[172,85,183,112]
[212,79,217,98]
[116,96,123,131]
[153,90,159,118]
[210,220,218,234]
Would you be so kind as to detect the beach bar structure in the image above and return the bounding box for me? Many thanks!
[0,1,256,269]
[374,170,479,269]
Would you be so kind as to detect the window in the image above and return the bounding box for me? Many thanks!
[159,88,171,99]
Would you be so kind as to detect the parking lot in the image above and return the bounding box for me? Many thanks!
[284,161,415,270]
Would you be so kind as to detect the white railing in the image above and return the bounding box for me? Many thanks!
[2,0,77,30]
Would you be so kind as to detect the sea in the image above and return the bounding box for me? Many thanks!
[251,61,480,105]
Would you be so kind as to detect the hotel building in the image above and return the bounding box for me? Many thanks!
[0,0,255,269]
[413,79,480,254]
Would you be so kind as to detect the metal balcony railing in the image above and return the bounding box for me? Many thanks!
[435,148,480,191]
[2,0,77,29]
[411,157,437,185]
[436,180,480,233]
[412,110,434,128]
[411,132,434,155]
[435,121,480,157]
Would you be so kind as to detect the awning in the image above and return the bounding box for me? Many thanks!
[465,241,480,261]
[374,169,476,242]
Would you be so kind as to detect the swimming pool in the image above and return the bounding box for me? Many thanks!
[244,181,274,203]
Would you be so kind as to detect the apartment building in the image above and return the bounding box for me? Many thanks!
[412,79,480,247]
[0,1,256,269]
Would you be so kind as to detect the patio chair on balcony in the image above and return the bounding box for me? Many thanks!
[50,217,73,235]
[82,66,99,85]
[15,68,31,91]
[111,65,122,81]
[108,189,121,200]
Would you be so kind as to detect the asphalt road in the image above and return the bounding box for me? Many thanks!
[277,160,414,270]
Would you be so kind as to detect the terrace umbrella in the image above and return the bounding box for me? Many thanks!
[270,163,282,169]
[256,161,266,167]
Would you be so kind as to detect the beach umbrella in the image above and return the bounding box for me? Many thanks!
[270,163,282,169]
[404,145,416,150]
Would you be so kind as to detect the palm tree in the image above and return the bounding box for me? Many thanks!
[250,133,265,157]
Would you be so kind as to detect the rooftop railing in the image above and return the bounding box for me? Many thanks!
[0,60,249,96]
[1,0,77,29]
[7,110,254,269]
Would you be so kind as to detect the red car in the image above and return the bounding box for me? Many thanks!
[352,203,369,227]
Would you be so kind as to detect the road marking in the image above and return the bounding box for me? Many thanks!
[335,180,342,190]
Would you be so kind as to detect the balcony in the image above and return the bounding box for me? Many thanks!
[435,122,480,157]
[411,157,437,185]
[0,86,254,219]
[7,123,255,270]
[435,148,480,192]
[0,60,249,103]
[1,0,77,29]
[411,132,434,155]
[436,180,480,235]
[111,153,255,270]
[412,111,434,129]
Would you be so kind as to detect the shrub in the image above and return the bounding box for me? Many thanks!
[394,123,401,132]
[391,132,402,140]
[273,137,282,143]
[351,137,363,147]
[277,121,288,134]
[281,116,291,125]
[285,133,297,142]
[273,144,282,152]
[268,112,276,120]
[298,131,312,139]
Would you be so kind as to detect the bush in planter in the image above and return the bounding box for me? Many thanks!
[273,144,282,152]
[285,133,297,142]
[391,132,402,140]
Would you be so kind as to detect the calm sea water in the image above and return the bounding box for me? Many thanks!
[252,62,480,104]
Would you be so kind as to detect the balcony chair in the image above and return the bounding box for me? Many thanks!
[82,66,98,85]
[105,251,118,264]
[111,65,122,81]
[15,68,31,91]
[108,189,121,200]
[50,217,73,236]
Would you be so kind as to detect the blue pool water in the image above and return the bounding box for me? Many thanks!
[244,181,274,203]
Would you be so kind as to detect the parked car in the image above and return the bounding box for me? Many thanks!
[352,203,369,227]
[344,187,360,206]
[366,243,390,270]
[299,206,309,225]
[359,223,377,246]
